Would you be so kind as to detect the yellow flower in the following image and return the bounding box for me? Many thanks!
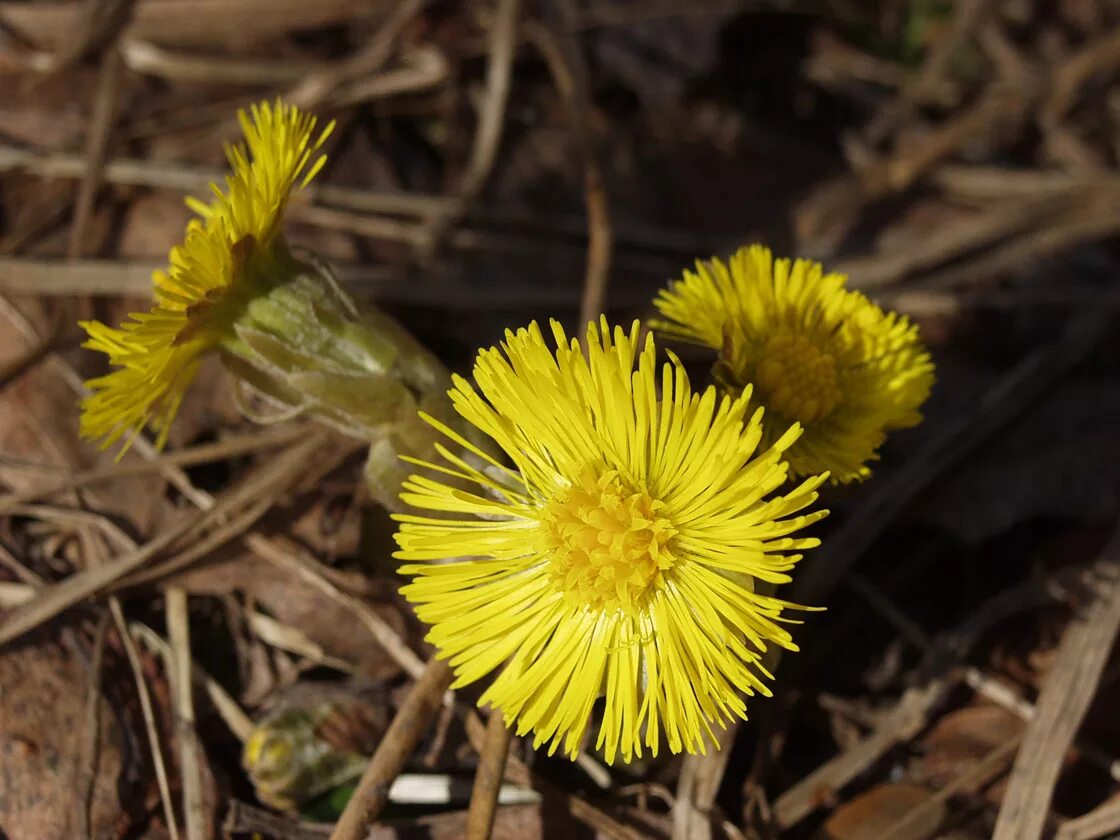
[653,244,934,482]
[80,100,333,452]
[393,319,828,764]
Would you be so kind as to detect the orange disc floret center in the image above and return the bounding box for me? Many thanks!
[753,334,842,424]
[541,469,677,616]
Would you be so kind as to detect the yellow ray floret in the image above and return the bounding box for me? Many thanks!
[394,319,828,764]
[653,244,935,482]
[79,100,334,452]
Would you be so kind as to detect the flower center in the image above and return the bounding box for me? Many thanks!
[753,334,841,423]
[541,469,677,615]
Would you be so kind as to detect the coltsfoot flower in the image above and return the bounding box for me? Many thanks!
[81,100,334,451]
[653,244,934,482]
[79,100,455,506]
[393,319,828,764]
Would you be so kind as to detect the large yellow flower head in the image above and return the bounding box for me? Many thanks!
[393,319,828,764]
[653,245,934,483]
[80,100,333,452]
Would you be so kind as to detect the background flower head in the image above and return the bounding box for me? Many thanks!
[79,100,333,453]
[653,244,935,482]
[394,318,828,764]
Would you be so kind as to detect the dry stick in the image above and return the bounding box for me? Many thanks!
[992,528,1120,840]
[465,710,514,840]
[524,16,613,326]
[330,658,455,840]
[167,588,206,840]
[108,598,180,840]
[1043,25,1120,125]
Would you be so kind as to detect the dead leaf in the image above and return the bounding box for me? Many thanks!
[825,782,945,840]
[0,635,131,839]
[913,704,1026,786]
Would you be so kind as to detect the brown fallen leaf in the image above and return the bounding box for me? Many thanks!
[0,634,131,839]
[824,782,946,840]
[913,704,1026,787]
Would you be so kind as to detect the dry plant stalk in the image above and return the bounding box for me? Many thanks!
[464,711,513,840]
[329,659,454,840]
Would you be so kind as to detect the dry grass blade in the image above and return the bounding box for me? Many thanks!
[465,710,514,840]
[246,610,357,674]
[167,588,206,840]
[992,527,1120,840]
[0,431,326,646]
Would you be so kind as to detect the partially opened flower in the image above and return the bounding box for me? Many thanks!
[80,100,333,452]
[79,102,455,505]
[653,244,934,482]
[394,319,828,764]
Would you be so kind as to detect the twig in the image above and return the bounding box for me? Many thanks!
[330,658,455,840]
[992,527,1120,840]
[167,588,206,840]
[109,598,180,840]
[465,710,514,840]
